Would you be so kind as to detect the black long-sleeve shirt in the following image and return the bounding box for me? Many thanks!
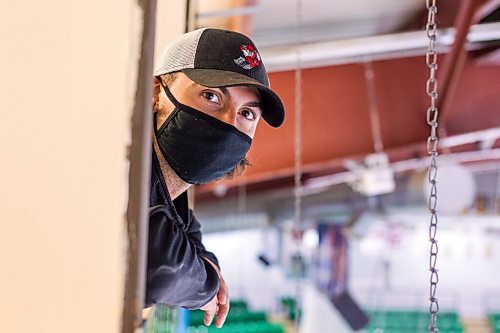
[145,151,219,309]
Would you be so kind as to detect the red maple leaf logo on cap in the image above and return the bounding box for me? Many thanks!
[234,44,261,69]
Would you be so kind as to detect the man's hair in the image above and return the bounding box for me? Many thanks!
[159,72,251,179]
[223,158,251,180]
[160,73,177,87]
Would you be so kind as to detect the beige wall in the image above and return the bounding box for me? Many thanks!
[0,1,185,332]
[155,0,188,60]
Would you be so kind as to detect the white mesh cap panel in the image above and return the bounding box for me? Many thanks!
[154,28,207,76]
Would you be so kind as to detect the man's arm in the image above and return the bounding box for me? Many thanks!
[146,206,219,310]
[186,209,220,268]
[186,210,230,328]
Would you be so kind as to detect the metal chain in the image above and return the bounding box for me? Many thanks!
[425,0,440,332]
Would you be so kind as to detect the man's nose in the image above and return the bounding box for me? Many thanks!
[215,108,238,127]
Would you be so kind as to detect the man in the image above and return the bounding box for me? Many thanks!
[145,28,285,328]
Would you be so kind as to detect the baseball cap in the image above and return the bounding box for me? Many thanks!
[154,28,285,127]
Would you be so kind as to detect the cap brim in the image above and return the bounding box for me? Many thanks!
[182,68,285,127]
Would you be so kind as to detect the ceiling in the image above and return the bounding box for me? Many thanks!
[191,0,500,203]
[196,0,444,45]
[250,0,423,47]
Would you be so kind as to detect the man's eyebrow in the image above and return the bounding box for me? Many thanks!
[219,87,229,96]
[243,101,263,116]
[243,101,262,108]
[196,84,230,97]
[219,87,262,106]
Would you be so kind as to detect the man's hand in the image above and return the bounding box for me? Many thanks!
[202,257,230,328]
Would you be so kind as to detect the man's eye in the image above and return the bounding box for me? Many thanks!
[241,109,255,121]
[202,91,220,104]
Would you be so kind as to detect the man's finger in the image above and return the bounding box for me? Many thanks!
[215,299,230,328]
[217,281,228,304]
[204,306,216,326]
[202,297,218,326]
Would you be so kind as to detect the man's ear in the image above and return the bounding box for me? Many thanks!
[152,76,161,112]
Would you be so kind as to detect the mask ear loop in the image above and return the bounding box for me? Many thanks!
[154,76,182,134]
[152,112,161,137]
[156,75,181,107]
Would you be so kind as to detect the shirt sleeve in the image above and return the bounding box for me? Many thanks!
[185,209,220,269]
[146,206,219,309]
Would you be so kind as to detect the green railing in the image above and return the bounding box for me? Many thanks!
[187,299,285,333]
[364,310,463,333]
[489,313,500,333]
[145,304,179,333]
[145,299,287,333]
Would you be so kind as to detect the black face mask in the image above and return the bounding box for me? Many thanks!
[154,82,252,185]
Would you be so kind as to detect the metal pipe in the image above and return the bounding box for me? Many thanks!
[260,22,500,72]
[363,61,384,153]
[440,127,500,148]
[303,148,500,194]
[474,0,500,22]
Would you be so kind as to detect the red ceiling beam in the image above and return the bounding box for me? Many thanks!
[437,0,481,135]
[437,0,500,132]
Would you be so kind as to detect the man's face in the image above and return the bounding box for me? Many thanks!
[153,72,263,138]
